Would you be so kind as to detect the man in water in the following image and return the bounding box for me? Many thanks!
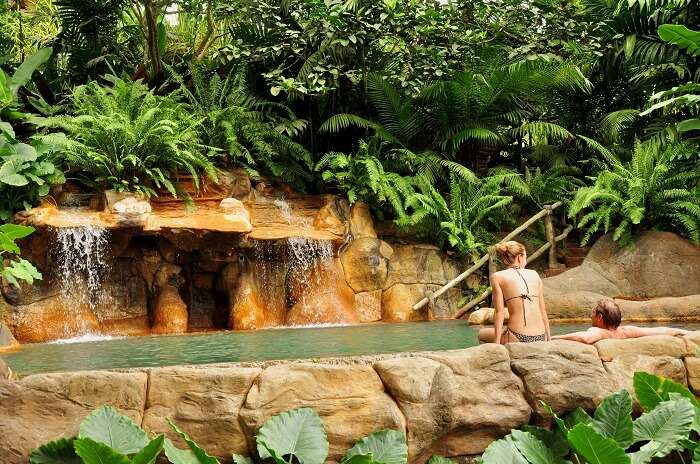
[552,299,690,344]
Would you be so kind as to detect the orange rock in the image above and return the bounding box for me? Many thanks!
[4,297,101,343]
[228,261,286,330]
[286,259,359,326]
[152,285,188,334]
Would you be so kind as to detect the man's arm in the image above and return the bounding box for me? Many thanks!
[538,277,551,341]
[552,328,605,344]
[621,326,690,338]
[492,275,505,345]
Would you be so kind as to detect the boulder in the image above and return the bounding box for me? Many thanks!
[384,244,460,289]
[340,238,393,292]
[4,296,100,343]
[595,335,689,361]
[153,263,183,288]
[313,201,346,236]
[0,371,147,464]
[374,345,531,462]
[382,284,461,321]
[286,259,359,326]
[355,290,383,323]
[0,357,11,380]
[544,231,700,320]
[218,167,252,200]
[685,358,700,395]
[613,295,700,321]
[220,198,251,225]
[507,341,616,418]
[682,331,700,354]
[217,261,241,292]
[152,284,188,334]
[467,307,509,325]
[229,260,286,330]
[0,322,18,350]
[595,336,689,397]
[349,202,377,238]
[239,363,405,462]
[142,366,261,459]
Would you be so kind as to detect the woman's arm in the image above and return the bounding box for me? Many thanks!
[492,275,506,345]
[538,277,551,341]
[552,328,605,344]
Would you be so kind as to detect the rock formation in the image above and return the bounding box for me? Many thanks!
[2,334,699,463]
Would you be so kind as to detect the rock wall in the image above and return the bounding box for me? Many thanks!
[2,334,700,464]
[4,183,465,342]
[543,231,700,321]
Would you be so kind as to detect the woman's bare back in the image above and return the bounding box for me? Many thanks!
[493,268,546,336]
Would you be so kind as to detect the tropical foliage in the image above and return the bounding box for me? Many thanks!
[481,371,700,463]
[0,223,42,287]
[569,141,700,245]
[41,76,217,200]
[30,405,420,464]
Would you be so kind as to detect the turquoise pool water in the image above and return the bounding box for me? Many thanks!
[3,320,699,376]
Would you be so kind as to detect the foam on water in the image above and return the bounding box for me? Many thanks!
[50,334,122,344]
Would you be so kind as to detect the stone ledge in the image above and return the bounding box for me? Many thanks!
[2,332,700,464]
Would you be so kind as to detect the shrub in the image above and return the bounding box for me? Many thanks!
[480,371,700,463]
[41,76,217,200]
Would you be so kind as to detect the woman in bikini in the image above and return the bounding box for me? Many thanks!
[478,241,551,344]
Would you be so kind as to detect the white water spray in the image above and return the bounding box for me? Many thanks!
[54,226,111,312]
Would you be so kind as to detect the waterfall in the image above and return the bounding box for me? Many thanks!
[54,226,111,313]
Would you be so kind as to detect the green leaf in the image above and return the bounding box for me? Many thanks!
[78,405,149,455]
[592,390,634,448]
[658,24,700,56]
[0,223,35,240]
[633,372,699,412]
[29,437,80,464]
[567,423,630,464]
[632,397,695,457]
[520,426,569,458]
[132,435,165,464]
[480,435,529,464]
[231,454,255,464]
[73,437,132,464]
[10,47,53,94]
[426,456,455,464]
[167,419,220,464]
[0,160,29,186]
[678,119,700,133]
[164,437,200,464]
[511,430,565,464]
[342,430,407,464]
[0,70,12,108]
[257,408,329,464]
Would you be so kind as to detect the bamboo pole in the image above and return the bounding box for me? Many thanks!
[544,205,557,269]
[413,202,563,310]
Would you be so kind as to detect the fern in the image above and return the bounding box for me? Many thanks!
[41,76,215,201]
[569,140,700,245]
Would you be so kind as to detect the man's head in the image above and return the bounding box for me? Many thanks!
[591,299,622,329]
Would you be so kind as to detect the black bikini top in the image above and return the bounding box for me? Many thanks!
[503,267,539,326]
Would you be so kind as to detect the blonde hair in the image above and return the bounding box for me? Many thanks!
[494,241,526,266]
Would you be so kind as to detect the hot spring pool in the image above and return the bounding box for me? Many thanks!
[3,320,699,376]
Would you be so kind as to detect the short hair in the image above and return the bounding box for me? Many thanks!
[595,299,621,328]
[494,241,526,266]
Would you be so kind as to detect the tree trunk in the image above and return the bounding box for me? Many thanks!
[143,0,162,82]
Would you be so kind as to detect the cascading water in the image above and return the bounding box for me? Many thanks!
[285,237,335,321]
[53,225,111,336]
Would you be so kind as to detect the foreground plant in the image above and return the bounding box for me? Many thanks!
[0,223,41,287]
[30,405,415,464]
[480,372,700,463]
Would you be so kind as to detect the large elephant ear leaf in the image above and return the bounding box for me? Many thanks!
[511,430,566,464]
[633,372,699,412]
[29,437,80,464]
[73,437,132,464]
[567,423,630,464]
[166,419,220,464]
[132,434,165,464]
[520,426,570,458]
[231,454,255,464]
[480,434,529,464]
[632,396,695,458]
[342,430,407,464]
[79,405,149,455]
[426,456,456,464]
[591,389,634,448]
[256,408,329,464]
